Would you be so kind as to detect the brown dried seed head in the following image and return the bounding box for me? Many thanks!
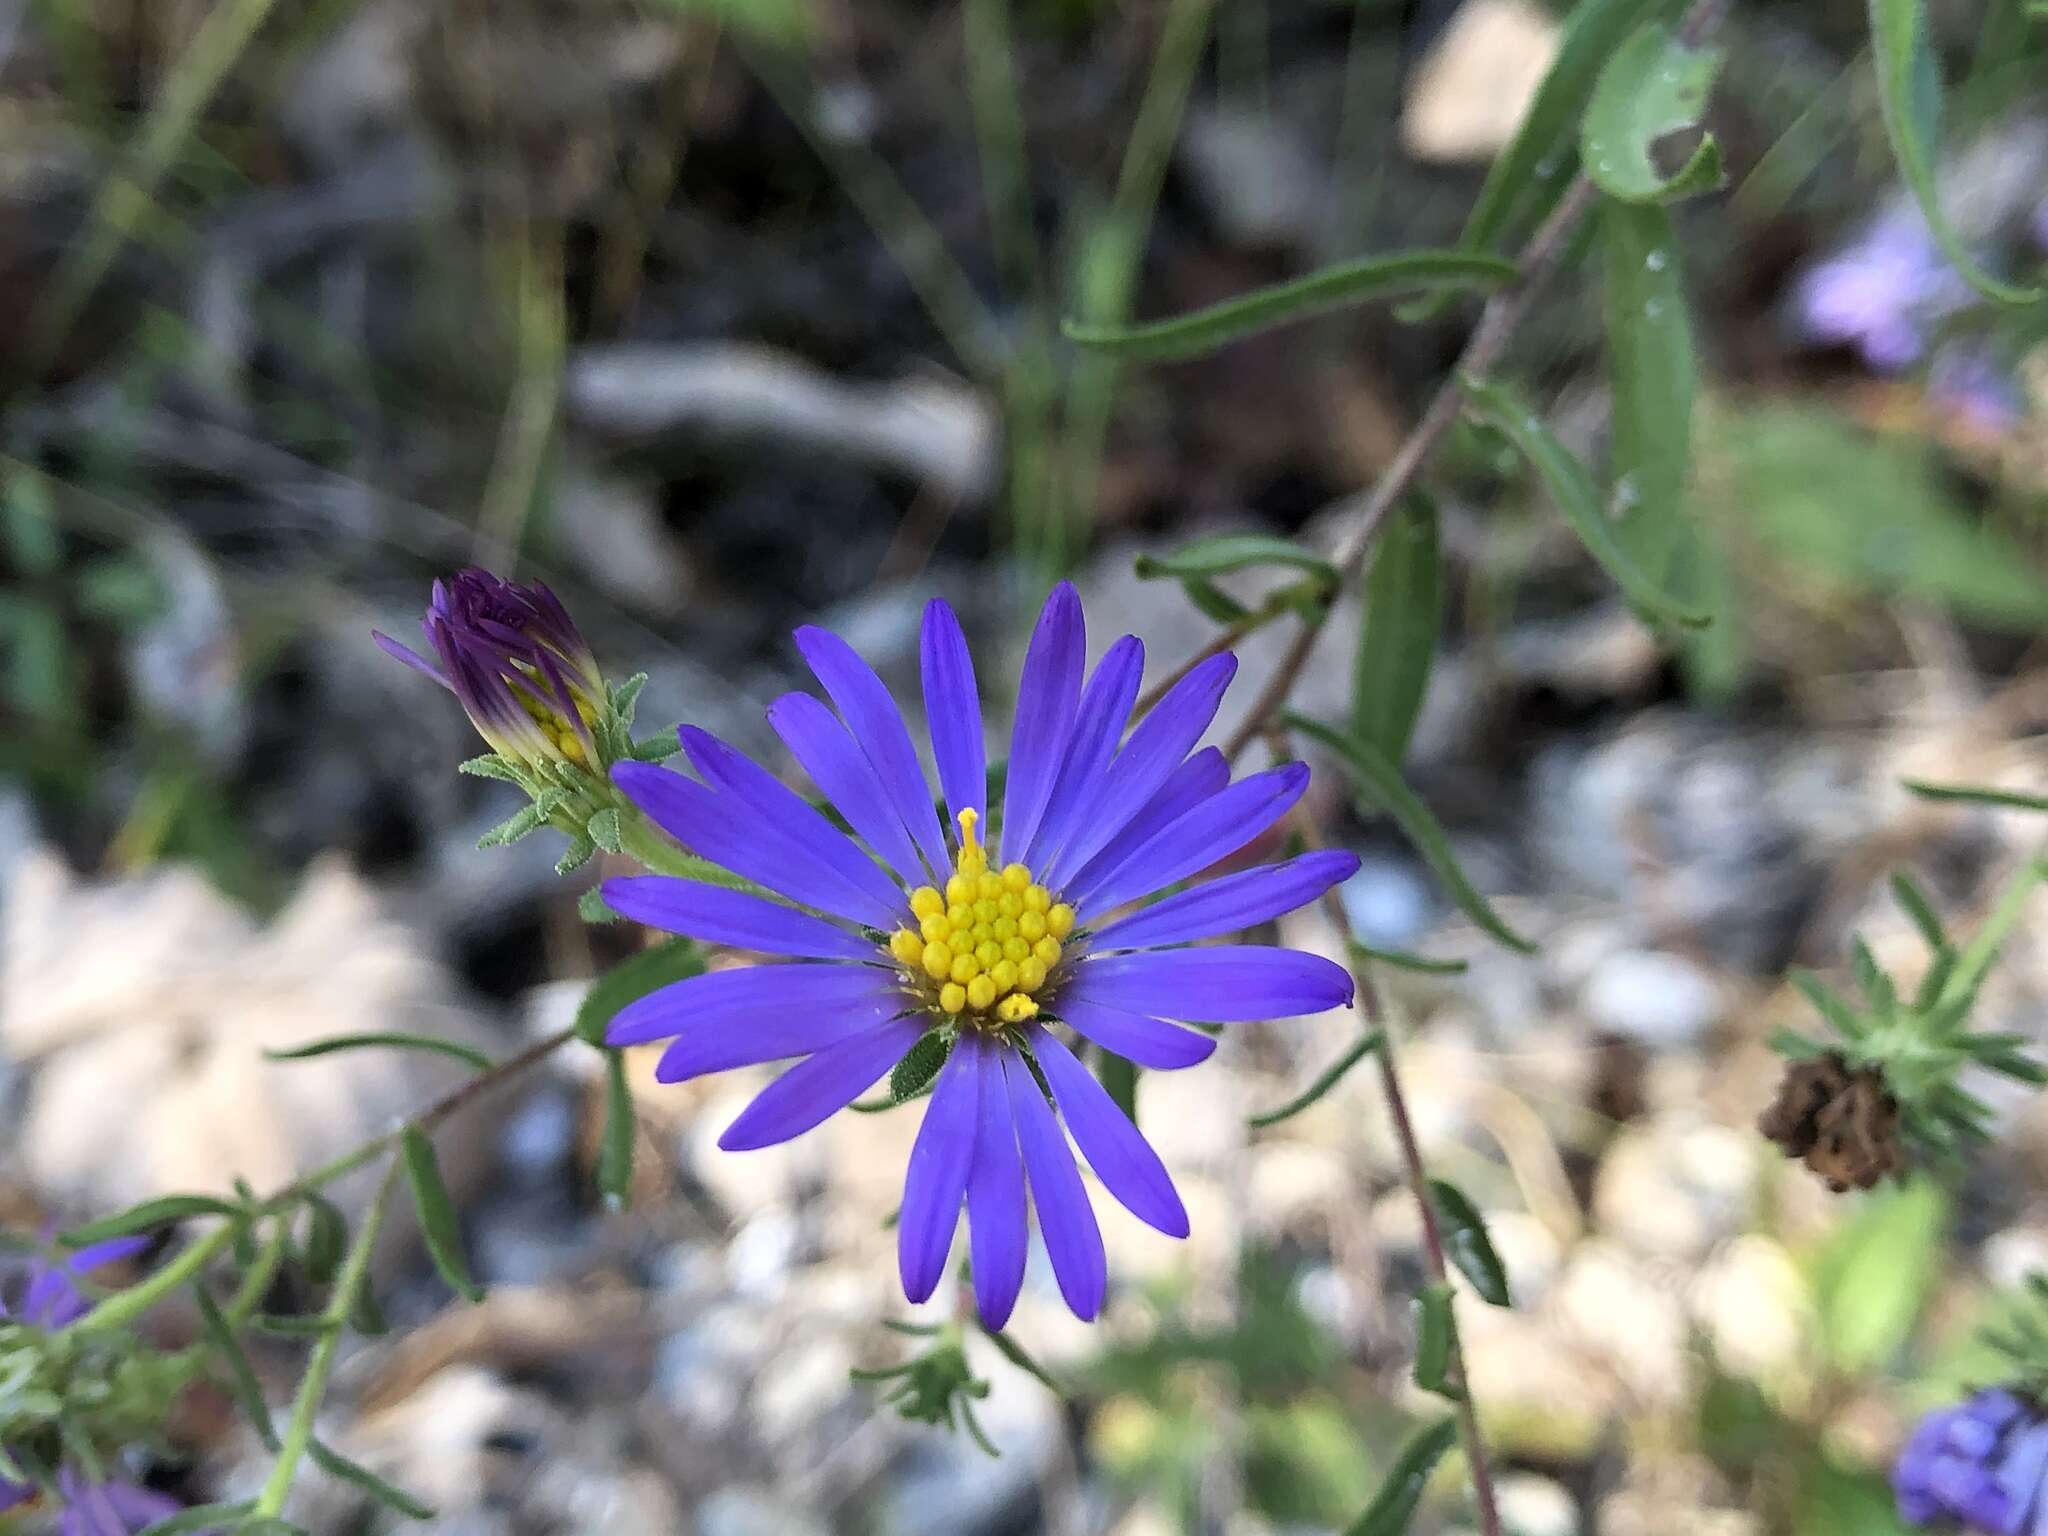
[1758,1052,1903,1193]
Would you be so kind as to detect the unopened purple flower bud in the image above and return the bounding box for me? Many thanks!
[375,568,606,770]
[1894,1388,2048,1534]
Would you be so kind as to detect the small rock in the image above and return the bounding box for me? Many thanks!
[1583,949,1723,1050]
[1594,1116,1755,1261]
[1689,1235,1811,1380]
[1179,104,1324,247]
[1339,854,1434,950]
[698,1486,831,1536]
[1402,0,1561,164]
[1497,1472,1577,1536]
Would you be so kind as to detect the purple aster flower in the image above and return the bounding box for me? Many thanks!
[374,567,605,769]
[0,1237,190,1534]
[1795,209,1975,372]
[602,583,1359,1328]
[1894,1388,2048,1534]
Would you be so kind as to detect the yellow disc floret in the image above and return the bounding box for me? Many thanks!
[884,807,1075,1028]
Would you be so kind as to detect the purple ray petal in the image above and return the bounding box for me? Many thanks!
[1000,583,1085,863]
[1027,1027,1187,1237]
[1068,761,1309,914]
[609,961,898,1051]
[768,692,928,888]
[1064,947,1355,1022]
[371,630,451,688]
[899,1043,982,1303]
[1092,850,1362,951]
[718,1018,926,1150]
[920,599,986,839]
[794,626,950,876]
[1002,1052,1106,1321]
[0,1478,33,1514]
[1053,998,1217,1070]
[966,1038,1028,1329]
[601,876,875,961]
[1043,655,1237,890]
[677,728,912,919]
[613,761,905,929]
[23,1236,151,1328]
[1065,747,1228,898]
[1025,636,1145,869]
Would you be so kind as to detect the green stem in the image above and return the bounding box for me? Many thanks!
[254,1166,397,1517]
[60,1224,240,1338]
[224,1220,290,1328]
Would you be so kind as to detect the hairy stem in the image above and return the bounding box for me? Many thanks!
[254,1164,398,1517]
[1282,790,1504,1536]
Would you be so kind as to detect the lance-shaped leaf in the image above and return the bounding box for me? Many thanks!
[135,1503,260,1536]
[1411,1282,1463,1399]
[1287,712,1537,954]
[1868,0,2040,306]
[1351,941,1467,976]
[1351,495,1440,767]
[308,1438,436,1519]
[194,1285,277,1449]
[1581,20,1726,202]
[1343,1416,1461,1536]
[1249,1030,1384,1129]
[574,937,705,1045]
[1903,780,2048,813]
[301,1196,347,1287]
[1135,535,1337,585]
[263,1031,492,1073]
[62,1195,244,1243]
[1461,374,1709,629]
[1601,200,1698,588]
[1063,250,1517,361]
[1095,1047,1139,1122]
[401,1127,483,1303]
[1428,1179,1512,1306]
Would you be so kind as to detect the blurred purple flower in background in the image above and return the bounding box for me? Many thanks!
[603,583,1358,1328]
[1795,208,1975,371]
[1928,345,2029,434]
[374,567,605,769]
[0,1237,188,1536]
[1894,1388,2048,1534]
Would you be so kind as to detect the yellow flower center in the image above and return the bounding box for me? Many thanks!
[886,809,1075,1026]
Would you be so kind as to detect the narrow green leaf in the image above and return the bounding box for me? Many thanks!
[1581,21,1726,202]
[1349,941,1467,976]
[301,1197,347,1287]
[62,1195,243,1244]
[1868,0,2040,305]
[578,885,622,924]
[1902,780,2048,813]
[983,1325,1064,1393]
[1095,1048,1139,1123]
[1063,250,1517,361]
[598,1050,636,1210]
[574,938,705,1046]
[1181,576,1252,624]
[307,1437,436,1519]
[0,466,60,576]
[1428,1179,1512,1307]
[263,1031,491,1073]
[1286,713,1537,954]
[554,834,598,875]
[134,1502,258,1536]
[1460,374,1708,629]
[1888,872,1947,951]
[400,1128,483,1303]
[1791,970,1867,1041]
[194,1286,276,1449]
[1135,535,1336,585]
[1342,1416,1460,1536]
[1411,1282,1462,1399]
[1601,200,1696,590]
[1351,495,1440,766]
[1248,1031,1384,1129]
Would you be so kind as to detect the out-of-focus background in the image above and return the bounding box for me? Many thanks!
[0,0,2045,1531]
